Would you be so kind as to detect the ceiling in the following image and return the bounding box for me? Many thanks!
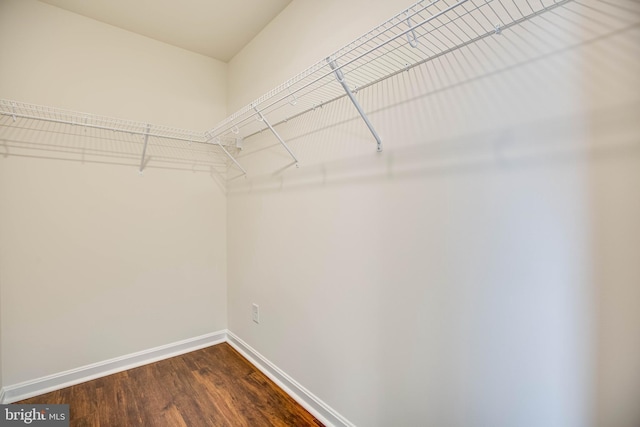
[38,0,293,62]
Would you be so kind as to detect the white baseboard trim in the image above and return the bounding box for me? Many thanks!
[226,331,354,427]
[3,330,353,427]
[1,330,226,404]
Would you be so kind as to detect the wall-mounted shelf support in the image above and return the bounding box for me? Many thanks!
[327,58,382,152]
[213,136,247,175]
[138,124,151,175]
[253,106,299,165]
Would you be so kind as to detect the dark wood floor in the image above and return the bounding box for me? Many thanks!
[16,343,323,427]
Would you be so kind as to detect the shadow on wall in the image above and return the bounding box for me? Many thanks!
[227,101,640,194]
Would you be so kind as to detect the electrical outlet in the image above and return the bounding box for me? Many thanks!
[252,303,260,324]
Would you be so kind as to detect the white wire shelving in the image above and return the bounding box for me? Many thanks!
[3,0,637,176]
[204,0,580,169]
[0,99,240,174]
[0,99,205,144]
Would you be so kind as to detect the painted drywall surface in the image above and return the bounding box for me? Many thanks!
[226,1,640,426]
[0,0,227,386]
[227,0,409,112]
[584,23,640,427]
[0,0,226,129]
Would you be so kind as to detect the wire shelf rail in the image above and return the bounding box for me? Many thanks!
[0,99,206,144]
[204,0,581,163]
[3,0,637,175]
[0,99,241,174]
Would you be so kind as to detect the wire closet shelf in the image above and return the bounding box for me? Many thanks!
[0,99,245,174]
[204,0,574,165]
[0,0,584,175]
[0,99,206,144]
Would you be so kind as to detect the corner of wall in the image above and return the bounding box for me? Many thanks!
[226,331,353,427]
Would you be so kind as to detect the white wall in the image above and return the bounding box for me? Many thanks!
[227,1,640,426]
[0,1,638,425]
[0,0,228,387]
[0,0,227,128]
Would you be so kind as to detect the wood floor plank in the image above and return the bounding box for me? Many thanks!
[14,343,322,427]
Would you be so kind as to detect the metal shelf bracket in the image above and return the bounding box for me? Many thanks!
[253,105,299,165]
[138,124,151,175]
[213,136,247,176]
[327,58,382,152]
